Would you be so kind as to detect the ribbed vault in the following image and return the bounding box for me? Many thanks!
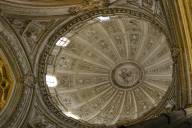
[46,16,173,125]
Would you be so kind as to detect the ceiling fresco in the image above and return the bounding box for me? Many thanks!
[46,16,173,125]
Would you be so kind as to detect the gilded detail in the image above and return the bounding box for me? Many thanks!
[0,58,13,111]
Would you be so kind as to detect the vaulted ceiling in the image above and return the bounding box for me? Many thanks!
[0,0,192,128]
[47,16,173,125]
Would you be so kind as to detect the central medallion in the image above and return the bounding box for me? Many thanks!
[111,61,144,89]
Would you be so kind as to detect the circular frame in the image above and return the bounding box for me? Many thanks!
[110,61,144,89]
[38,8,176,127]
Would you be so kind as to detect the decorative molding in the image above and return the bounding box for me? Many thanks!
[28,106,57,128]
[23,72,36,88]
[161,0,192,107]
[0,17,34,128]
[171,47,181,63]
[0,28,28,74]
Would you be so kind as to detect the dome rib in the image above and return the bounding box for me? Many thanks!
[75,36,116,66]
[96,23,122,61]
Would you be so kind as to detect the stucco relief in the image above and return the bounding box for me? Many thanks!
[46,16,173,125]
[36,6,176,128]
[7,18,53,54]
